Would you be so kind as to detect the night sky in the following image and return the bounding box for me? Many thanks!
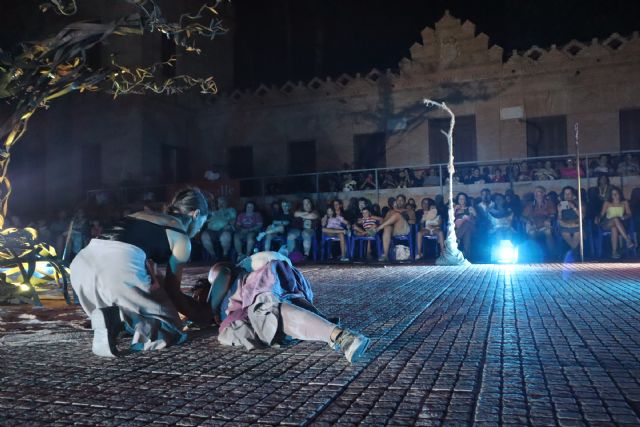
[234,0,640,89]
[1,0,640,90]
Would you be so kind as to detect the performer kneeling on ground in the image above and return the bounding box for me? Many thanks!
[71,188,212,356]
[207,250,370,363]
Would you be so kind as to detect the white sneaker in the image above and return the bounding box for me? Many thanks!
[90,306,123,357]
[332,329,370,363]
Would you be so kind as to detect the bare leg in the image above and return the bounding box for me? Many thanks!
[246,233,256,256]
[201,231,215,257]
[561,231,573,248]
[280,303,337,343]
[301,229,314,256]
[233,232,244,256]
[437,230,445,253]
[416,230,425,257]
[611,227,619,255]
[220,231,232,257]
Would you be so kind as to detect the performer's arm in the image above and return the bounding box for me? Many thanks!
[164,233,213,325]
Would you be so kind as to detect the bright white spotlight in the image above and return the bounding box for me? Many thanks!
[494,240,518,264]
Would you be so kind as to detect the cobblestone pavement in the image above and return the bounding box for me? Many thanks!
[2,263,640,426]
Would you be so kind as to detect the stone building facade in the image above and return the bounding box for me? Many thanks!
[194,12,640,183]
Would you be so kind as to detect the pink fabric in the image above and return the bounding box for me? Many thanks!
[236,212,263,229]
[220,260,313,331]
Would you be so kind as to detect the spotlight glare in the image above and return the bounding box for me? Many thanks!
[494,240,519,264]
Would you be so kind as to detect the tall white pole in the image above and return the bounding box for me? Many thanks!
[575,123,584,262]
[424,99,469,266]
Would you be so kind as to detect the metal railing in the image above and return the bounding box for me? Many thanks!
[86,149,640,205]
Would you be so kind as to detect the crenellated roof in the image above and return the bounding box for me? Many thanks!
[225,11,640,105]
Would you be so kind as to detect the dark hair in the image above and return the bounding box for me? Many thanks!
[423,197,435,210]
[387,197,396,208]
[598,175,610,186]
[608,185,625,202]
[167,187,208,217]
[244,200,256,212]
[560,186,577,201]
[455,192,469,205]
[325,205,336,217]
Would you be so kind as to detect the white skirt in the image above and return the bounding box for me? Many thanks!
[70,239,187,351]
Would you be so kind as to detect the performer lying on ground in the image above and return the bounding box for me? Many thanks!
[71,188,211,356]
[206,250,370,363]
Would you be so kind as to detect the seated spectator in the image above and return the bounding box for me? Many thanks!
[475,188,494,218]
[491,167,506,183]
[342,198,358,225]
[505,189,522,219]
[507,164,520,182]
[371,203,382,217]
[416,198,444,257]
[321,205,350,261]
[519,161,532,181]
[234,201,263,261]
[397,168,415,188]
[258,199,293,251]
[557,186,584,255]
[487,194,515,241]
[201,196,236,261]
[342,173,357,192]
[535,160,558,180]
[423,167,441,186]
[90,220,103,239]
[406,198,417,212]
[522,186,556,256]
[454,192,476,257]
[381,197,396,218]
[617,153,640,176]
[592,154,612,177]
[381,171,397,189]
[546,191,559,207]
[359,172,376,190]
[35,219,52,245]
[559,158,584,179]
[595,186,636,259]
[375,194,416,262]
[466,167,486,185]
[287,198,320,259]
[60,208,89,260]
[353,206,382,258]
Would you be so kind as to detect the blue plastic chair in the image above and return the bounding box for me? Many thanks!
[350,234,382,260]
[389,224,417,261]
[594,217,637,258]
[320,233,351,261]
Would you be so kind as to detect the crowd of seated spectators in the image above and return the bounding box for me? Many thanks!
[9,153,640,265]
[262,154,640,195]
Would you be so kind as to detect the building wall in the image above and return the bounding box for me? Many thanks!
[197,12,640,179]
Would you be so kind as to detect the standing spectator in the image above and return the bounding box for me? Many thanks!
[201,196,236,261]
[522,186,556,256]
[287,198,320,259]
[321,205,350,261]
[234,201,263,261]
[595,186,636,259]
[416,198,444,257]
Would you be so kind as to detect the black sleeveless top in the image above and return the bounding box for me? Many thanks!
[100,216,187,264]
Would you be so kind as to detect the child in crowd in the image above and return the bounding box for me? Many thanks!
[353,206,382,259]
[322,206,350,262]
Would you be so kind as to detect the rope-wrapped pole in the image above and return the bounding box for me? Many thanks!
[424,99,469,266]
[575,123,584,262]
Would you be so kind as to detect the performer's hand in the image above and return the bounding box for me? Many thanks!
[146,259,164,291]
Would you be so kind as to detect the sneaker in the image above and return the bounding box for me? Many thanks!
[332,329,370,363]
[256,231,266,242]
[611,252,622,259]
[377,255,387,262]
[90,306,123,357]
[339,256,350,262]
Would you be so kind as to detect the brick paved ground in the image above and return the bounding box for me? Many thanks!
[2,263,640,426]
